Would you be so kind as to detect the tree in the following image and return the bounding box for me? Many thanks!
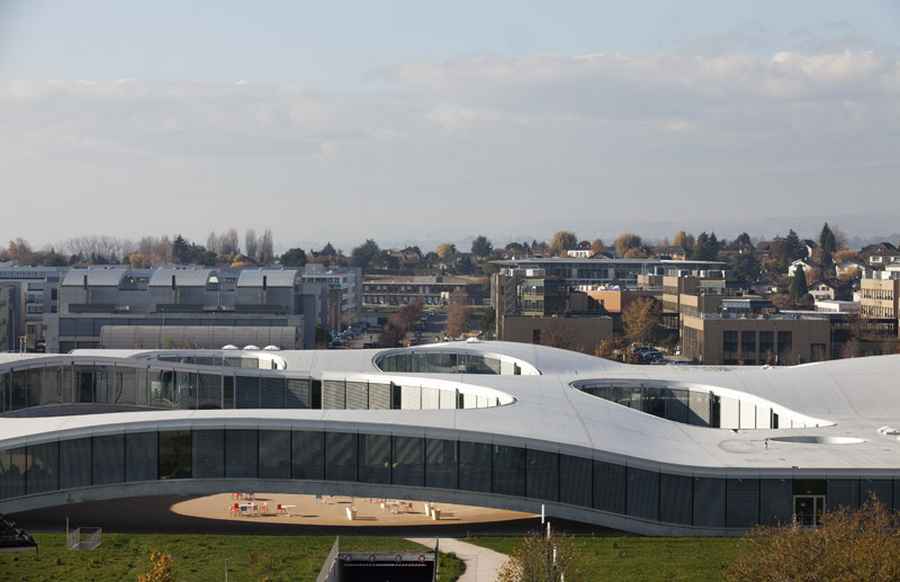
[733,232,753,251]
[138,550,175,582]
[594,337,626,360]
[725,498,900,582]
[691,232,720,261]
[435,243,457,260]
[244,228,258,261]
[471,235,493,258]
[590,239,606,256]
[172,235,191,264]
[790,265,809,302]
[623,297,661,345]
[380,300,424,347]
[280,248,307,267]
[614,233,643,257]
[549,230,578,256]
[6,238,34,265]
[446,289,469,337]
[496,531,585,582]
[257,229,274,265]
[819,222,837,255]
[672,231,694,253]
[220,228,240,257]
[351,239,380,270]
[320,242,337,256]
[729,253,762,285]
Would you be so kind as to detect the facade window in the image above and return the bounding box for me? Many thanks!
[159,430,192,480]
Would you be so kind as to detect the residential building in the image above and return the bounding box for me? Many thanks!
[493,257,727,288]
[860,242,900,269]
[681,314,832,365]
[301,264,362,330]
[363,275,488,310]
[0,266,66,352]
[859,265,900,322]
[0,285,17,352]
[815,300,860,314]
[45,267,328,351]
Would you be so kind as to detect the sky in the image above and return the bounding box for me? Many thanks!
[2,1,900,252]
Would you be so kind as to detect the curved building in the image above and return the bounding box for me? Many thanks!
[1,341,898,535]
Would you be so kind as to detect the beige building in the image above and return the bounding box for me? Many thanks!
[500,315,613,352]
[859,271,899,321]
[681,314,831,365]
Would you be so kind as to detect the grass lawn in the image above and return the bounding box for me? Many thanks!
[0,533,465,582]
[468,535,742,582]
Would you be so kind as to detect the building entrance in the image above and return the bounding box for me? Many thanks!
[793,495,825,528]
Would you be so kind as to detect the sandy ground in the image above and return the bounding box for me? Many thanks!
[172,493,534,527]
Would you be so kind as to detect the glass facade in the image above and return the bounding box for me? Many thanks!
[2,429,897,532]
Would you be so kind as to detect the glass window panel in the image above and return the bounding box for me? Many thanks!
[493,445,526,497]
[259,430,291,479]
[425,438,458,489]
[860,479,893,509]
[223,376,235,409]
[10,369,30,409]
[693,477,726,527]
[659,473,692,525]
[159,430,192,480]
[392,436,424,487]
[559,455,592,508]
[526,449,559,501]
[60,438,92,489]
[38,367,62,405]
[27,442,58,494]
[92,435,125,485]
[260,377,285,408]
[458,442,492,492]
[192,429,225,479]
[627,467,659,521]
[197,374,222,409]
[593,461,627,514]
[126,432,158,482]
[324,432,357,482]
[358,434,391,484]
[175,371,197,409]
[94,366,112,403]
[726,479,759,527]
[760,479,793,526]
[236,376,260,408]
[1,448,27,499]
[114,368,138,405]
[292,431,324,480]
[225,430,258,478]
[827,479,859,510]
[285,379,311,409]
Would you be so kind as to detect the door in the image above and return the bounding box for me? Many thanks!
[794,495,825,527]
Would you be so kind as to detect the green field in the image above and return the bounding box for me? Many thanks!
[468,535,742,582]
[0,533,464,582]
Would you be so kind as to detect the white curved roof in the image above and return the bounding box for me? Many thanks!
[2,342,900,475]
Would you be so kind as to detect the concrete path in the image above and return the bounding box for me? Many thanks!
[408,537,509,582]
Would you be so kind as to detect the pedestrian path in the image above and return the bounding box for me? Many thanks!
[408,537,509,582]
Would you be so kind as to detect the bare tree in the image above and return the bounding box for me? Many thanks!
[206,231,221,256]
[244,229,258,261]
[220,228,240,257]
[257,229,275,265]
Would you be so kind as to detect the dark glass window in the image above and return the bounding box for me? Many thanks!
[60,438,91,489]
[559,455,592,507]
[458,442,492,492]
[827,479,859,510]
[192,429,225,479]
[392,437,424,487]
[0,448,27,499]
[236,376,260,408]
[159,431,192,480]
[860,479,893,510]
[760,479,793,526]
[358,434,391,484]
[285,379,311,408]
[259,430,291,479]
[197,374,222,409]
[223,376,235,409]
[526,449,559,501]
[627,467,659,521]
[726,479,759,527]
[27,442,58,494]
[593,461,626,514]
[292,431,324,480]
[425,438,458,489]
[324,432,357,481]
[260,377,285,408]
[659,473,692,525]
[225,430,258,478]
[175,371,197,409]
[92,435,125,485]
[693,477,725,527]
[126,432,158,482]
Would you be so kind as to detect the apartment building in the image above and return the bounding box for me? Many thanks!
[301,264,362,329]
[493,257,727,288]
[859,264,900,323]
[363,275,488,310]
[681,314,832,365]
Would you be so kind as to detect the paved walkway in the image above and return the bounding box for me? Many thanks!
[408,537,509,582]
